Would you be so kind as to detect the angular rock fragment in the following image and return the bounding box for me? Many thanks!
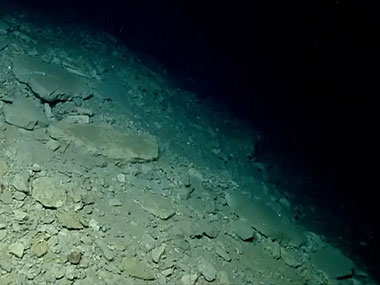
[215,246,231,262]
[0,259,12,273]
[231,220,254,241]
[152,244,166,263]
[63,115,90,124]
[0,188,12,204]
[186,168,204,196]
[311,245,355,280]
[12,56,91,102]
[31,176,67,208]
[73,106,93,116]
[56,210,85,230]
[46,138,60,151]
[67,251,82,265]
[121,257,155,280]
[281,247,304,268]
[198,257,217,282]
[95,239,114,261]
[3,97,48,130]
[31,239,49,257]
[12,171,30,194]
[8,242,24,258]
[140,192,175,220]
[109,198,122,207]
[181,274,198,285]
[225,190,306,246]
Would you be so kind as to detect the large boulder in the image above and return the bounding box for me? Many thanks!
[12,56,91,102]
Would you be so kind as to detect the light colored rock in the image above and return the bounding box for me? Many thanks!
[217,271,232,285]
[44,103,54,120]
[117,173,126,183]
[109,198,122,207]
[66,265,76,280]
[0,259,12,273]
[12,56,91,102]
[48,122,159,163]
[121,257,155,280]
[177,186,194,201]
[188,168,203,193]
[0,188,12,204]
[152,244,166,263]
[31,163,41,172]
[3,97,48,130]
[12,171,30,194]
[198,257,217,282]
[231,220,254,241]
[203,225,219,239]
[172,219,200,238]
[95,239,114,261]
[13,209,28,221]
[266,239,281,260]
[62,62,90,78]
[140,192,175,220]
[215,246,231,262]
[63,115,90,124]
[181,274,198,285]
[225,190,306,246]
[13,191,25,201]
[56,210,84,230]
[31,239,49,257]
[31,176,67,208]
[8,242,25,258]
[33,127,50,142]
[89,219,100,231]
[46,138,60,151]
[46,264,65,280]
[73,106,93,116]
[0,272,19,285]
[311,245,355,279]
[281,247,303,268]
[161,268,173,277]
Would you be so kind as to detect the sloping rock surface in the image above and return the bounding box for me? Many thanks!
[48,122,158,162]
[225,190,306,247]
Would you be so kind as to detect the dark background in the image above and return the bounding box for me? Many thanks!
[8,0,379,279]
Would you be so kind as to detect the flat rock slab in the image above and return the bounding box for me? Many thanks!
[198,257,217,282]
[231,220,254,241]
[31,176,68,208]
[140,192,175,220]
[48,122,158,163]
[3,97,48,130]
[121,257,155,280]
[225,190,306,247]
[12,56,90,102]
[56,210,85,230]
[311,245,355,279]
[8,243,25,258]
